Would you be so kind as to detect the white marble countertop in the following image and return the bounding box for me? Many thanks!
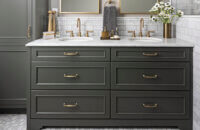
[26,37,194,47]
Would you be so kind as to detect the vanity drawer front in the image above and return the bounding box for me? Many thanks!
[111,91,190,119]
[111,62,190,90]
[31,90,110,119]
[111,48,191,61]
[32,62,110,90]
[32,48,110,61]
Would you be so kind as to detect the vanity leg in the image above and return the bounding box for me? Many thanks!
[30,123,43,130]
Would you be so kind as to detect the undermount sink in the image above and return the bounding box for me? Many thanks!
[59,37,94,41]
[129,37,162,43]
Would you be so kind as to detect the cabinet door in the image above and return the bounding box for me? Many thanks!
[111,91,190,119]
[0,0,31,44]
[111,62,190,90]
[0,46,28,108]
[32,62,110,90]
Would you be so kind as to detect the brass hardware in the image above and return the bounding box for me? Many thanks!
[142,52,158,57]
[52,11,56,33]
[66,31,74,37]
[64,52,79,56]
[27,25,31,39]
[128,31,136,38]
[86,30,94,37]
[77,18,81,37]
[139,18,144,37]
[143,103,158,108]
[146,31,155,37]
[143,74,158,79]
[163,23,172,38]
[64,74,79,78]
[48,11,53,32]
[63,102,78,108]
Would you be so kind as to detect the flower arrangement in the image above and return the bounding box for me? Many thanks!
[149,1,184,24]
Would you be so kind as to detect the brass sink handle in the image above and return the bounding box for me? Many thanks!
[146,30,155,37]
[66,30,74,37]
[142,103,158,108]
[128,31,136,38]
[63,102,78,108]
[64,74,79,78]
[142,52,158,57]
[64,52,79,56]
[142,74,158,79]
[86,30,94,37]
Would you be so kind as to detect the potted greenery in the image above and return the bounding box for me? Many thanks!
[149,1,184,38]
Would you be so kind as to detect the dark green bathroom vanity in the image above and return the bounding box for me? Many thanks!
[26,39,193,130]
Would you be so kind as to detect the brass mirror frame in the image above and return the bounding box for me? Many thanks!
[119,0,160,14]
[59,0,100,14]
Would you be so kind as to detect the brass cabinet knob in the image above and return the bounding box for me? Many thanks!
[128,31,136,38]
[146,30,155,37]
[66,30,74,37]
[86,30,94,37]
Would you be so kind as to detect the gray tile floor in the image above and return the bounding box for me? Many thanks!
[0,114,179,130]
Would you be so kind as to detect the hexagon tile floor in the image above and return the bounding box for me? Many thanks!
[0,114,179,130]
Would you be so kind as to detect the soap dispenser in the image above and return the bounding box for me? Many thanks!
[101,26,110,40]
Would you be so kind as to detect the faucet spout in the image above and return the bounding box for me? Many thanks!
[77,18,81,37]
[139,18,144,37]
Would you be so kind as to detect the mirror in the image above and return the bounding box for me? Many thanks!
[120,0,158,14]
[60,0,100,14]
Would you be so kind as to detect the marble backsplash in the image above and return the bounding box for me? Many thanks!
[176,15,200,130]
[57,17,163,37]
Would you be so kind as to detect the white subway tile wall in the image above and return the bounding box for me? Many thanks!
[176,16,200,130]
[57,17,163,37]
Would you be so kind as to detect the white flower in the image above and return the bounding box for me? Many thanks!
[154,3,160,8]
[151,17,158,22]
[150,6,158,12]
[177,10,184,16]
[171,6,175,10]
[159,1,164,5]
[160,5,165,9]
[165,2,171,6]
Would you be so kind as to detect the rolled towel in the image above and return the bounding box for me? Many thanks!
[103,6,117,33]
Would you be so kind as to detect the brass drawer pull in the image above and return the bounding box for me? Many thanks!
[64,52,79,56]
[142,52,158,57]
[63,102,78,108]
[143,74,158,79]
[143,103,158,108]
[64,74,79,78]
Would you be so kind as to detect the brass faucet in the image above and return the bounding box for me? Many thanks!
[77,18,81,37]
[139,18,144,37]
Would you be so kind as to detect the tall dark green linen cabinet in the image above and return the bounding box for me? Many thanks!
[0,0,48,110]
